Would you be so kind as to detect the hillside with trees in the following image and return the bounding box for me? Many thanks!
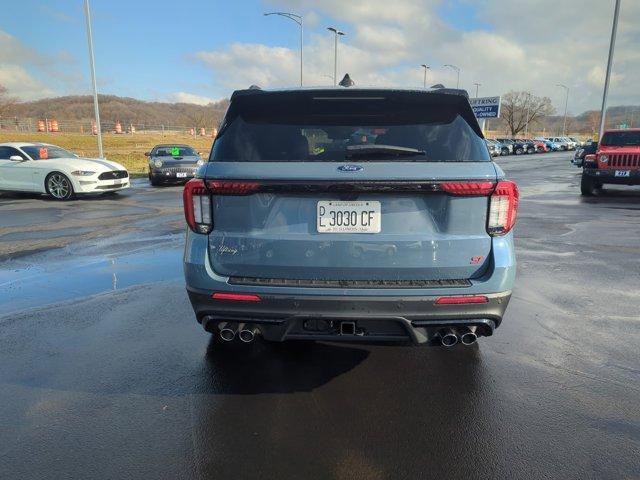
[3,94,229,129]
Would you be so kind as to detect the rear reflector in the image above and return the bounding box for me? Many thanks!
[183,179,212,234]
[207,181,261,195]
[441,181,495,196]
[212,292,262,302]
[488,180,519,236]
[435,295,489,305]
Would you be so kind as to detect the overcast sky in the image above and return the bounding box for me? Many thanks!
[1,0,638,115]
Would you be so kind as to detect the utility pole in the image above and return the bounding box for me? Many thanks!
[473,83,481,98]
[525,92,531,136]
[327,27,345,86]
[264,12,303,86]
[599,0,622,140]
[421,64,430,88]
[83,0,103,158]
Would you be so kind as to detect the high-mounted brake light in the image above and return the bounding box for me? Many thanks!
[211,292,262,302]
[441,182,495,196]
[488,180,519,236]
[435,295,489,305]
[183,179,212,234]
[207,181,261,195]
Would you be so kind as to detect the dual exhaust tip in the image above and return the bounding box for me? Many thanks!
[440,327,477,347]
[219,322,259,343]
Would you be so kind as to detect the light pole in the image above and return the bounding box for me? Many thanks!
[444,64,460,88]
[420,64,430,88]
[83,0,103,158]
[599,0,621,140]
[556,84,569,136]
[524,92,531,136]
[473,82,481,98]
[327,27,345,87]
[264,12,303,86]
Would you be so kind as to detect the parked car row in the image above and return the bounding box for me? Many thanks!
[485,136,587,156]
[0,142,204,200]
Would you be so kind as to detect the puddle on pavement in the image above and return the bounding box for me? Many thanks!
[0,246,183,316]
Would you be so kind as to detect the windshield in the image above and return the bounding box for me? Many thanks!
[152,146,198,156]
[600,131,640,146]
[22,145,75,160]
[212,92,489,162]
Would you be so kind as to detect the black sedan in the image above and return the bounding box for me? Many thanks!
[146,144,204,186]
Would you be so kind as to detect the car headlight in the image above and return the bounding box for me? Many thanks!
[153,159,163,168]
[71,170,96,176]
[600,155,608,163]
[196,159,205,167]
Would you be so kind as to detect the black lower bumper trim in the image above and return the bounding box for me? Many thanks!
[228,276,472,289]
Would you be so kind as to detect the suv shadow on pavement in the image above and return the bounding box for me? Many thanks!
[203,338,371,394]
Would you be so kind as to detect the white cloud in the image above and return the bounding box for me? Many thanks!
[191,0,640,114]
[0,30,78,101]
[168,91,223,105]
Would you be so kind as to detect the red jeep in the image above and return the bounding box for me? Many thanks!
[582,129,640,195]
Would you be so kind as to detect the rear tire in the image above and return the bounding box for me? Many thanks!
[515,147,524,155]
[580,174,601,196]
[45,172,74,201]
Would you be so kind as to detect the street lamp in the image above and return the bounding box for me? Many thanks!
[444,64,460,88]
[556,84,569,136]
[473,82,481,98]
[83,0,103,158]
[420,64,430,88]
[264,12,304,86]
[598,0,621,140]
[327,27,345,87]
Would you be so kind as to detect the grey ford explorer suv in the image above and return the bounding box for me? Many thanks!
[183,86,518,347]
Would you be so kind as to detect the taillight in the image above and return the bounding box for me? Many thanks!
[488,180,518,236]
[183,179,212,234]
[441,181,496,196]
[207,181,261,195]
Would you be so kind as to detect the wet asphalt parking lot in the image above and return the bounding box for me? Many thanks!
[1,152,639,479]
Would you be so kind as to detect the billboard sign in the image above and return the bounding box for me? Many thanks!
[470,96,501,119]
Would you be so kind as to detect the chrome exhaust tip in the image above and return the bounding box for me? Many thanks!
[219,322,238,342]
[239,325,259,343]
[460,331,478,346]
[440,329,458,347]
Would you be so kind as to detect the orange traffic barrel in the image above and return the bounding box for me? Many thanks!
[115,121,123,134]
[37,120,45,132]
[50,119,59,132]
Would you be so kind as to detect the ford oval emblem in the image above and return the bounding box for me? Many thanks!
[337,164,363,173]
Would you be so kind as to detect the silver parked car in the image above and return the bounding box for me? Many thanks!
[183,86,518,348]
[146,144,204,186]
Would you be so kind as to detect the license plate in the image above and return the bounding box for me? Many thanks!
[176,172,188,178]
[317,201,381,233]
[615,170,630,177]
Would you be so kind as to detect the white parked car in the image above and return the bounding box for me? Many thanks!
[0,142,129,200]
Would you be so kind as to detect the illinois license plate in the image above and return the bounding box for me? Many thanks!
[615,170,630,177]
[176,172,188,178]
[317,201,381,233]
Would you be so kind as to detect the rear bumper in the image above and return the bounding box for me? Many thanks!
[584,168,640,184]
[187,288,510,345]
[184,229,516,344]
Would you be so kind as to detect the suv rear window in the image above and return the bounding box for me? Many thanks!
[600,131,640,146]
[212,91,490,162]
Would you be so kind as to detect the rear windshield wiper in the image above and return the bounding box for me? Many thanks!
[345,144,426,158]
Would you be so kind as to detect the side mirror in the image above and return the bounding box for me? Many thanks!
[9,155,24,162]
[144,151,151,157]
